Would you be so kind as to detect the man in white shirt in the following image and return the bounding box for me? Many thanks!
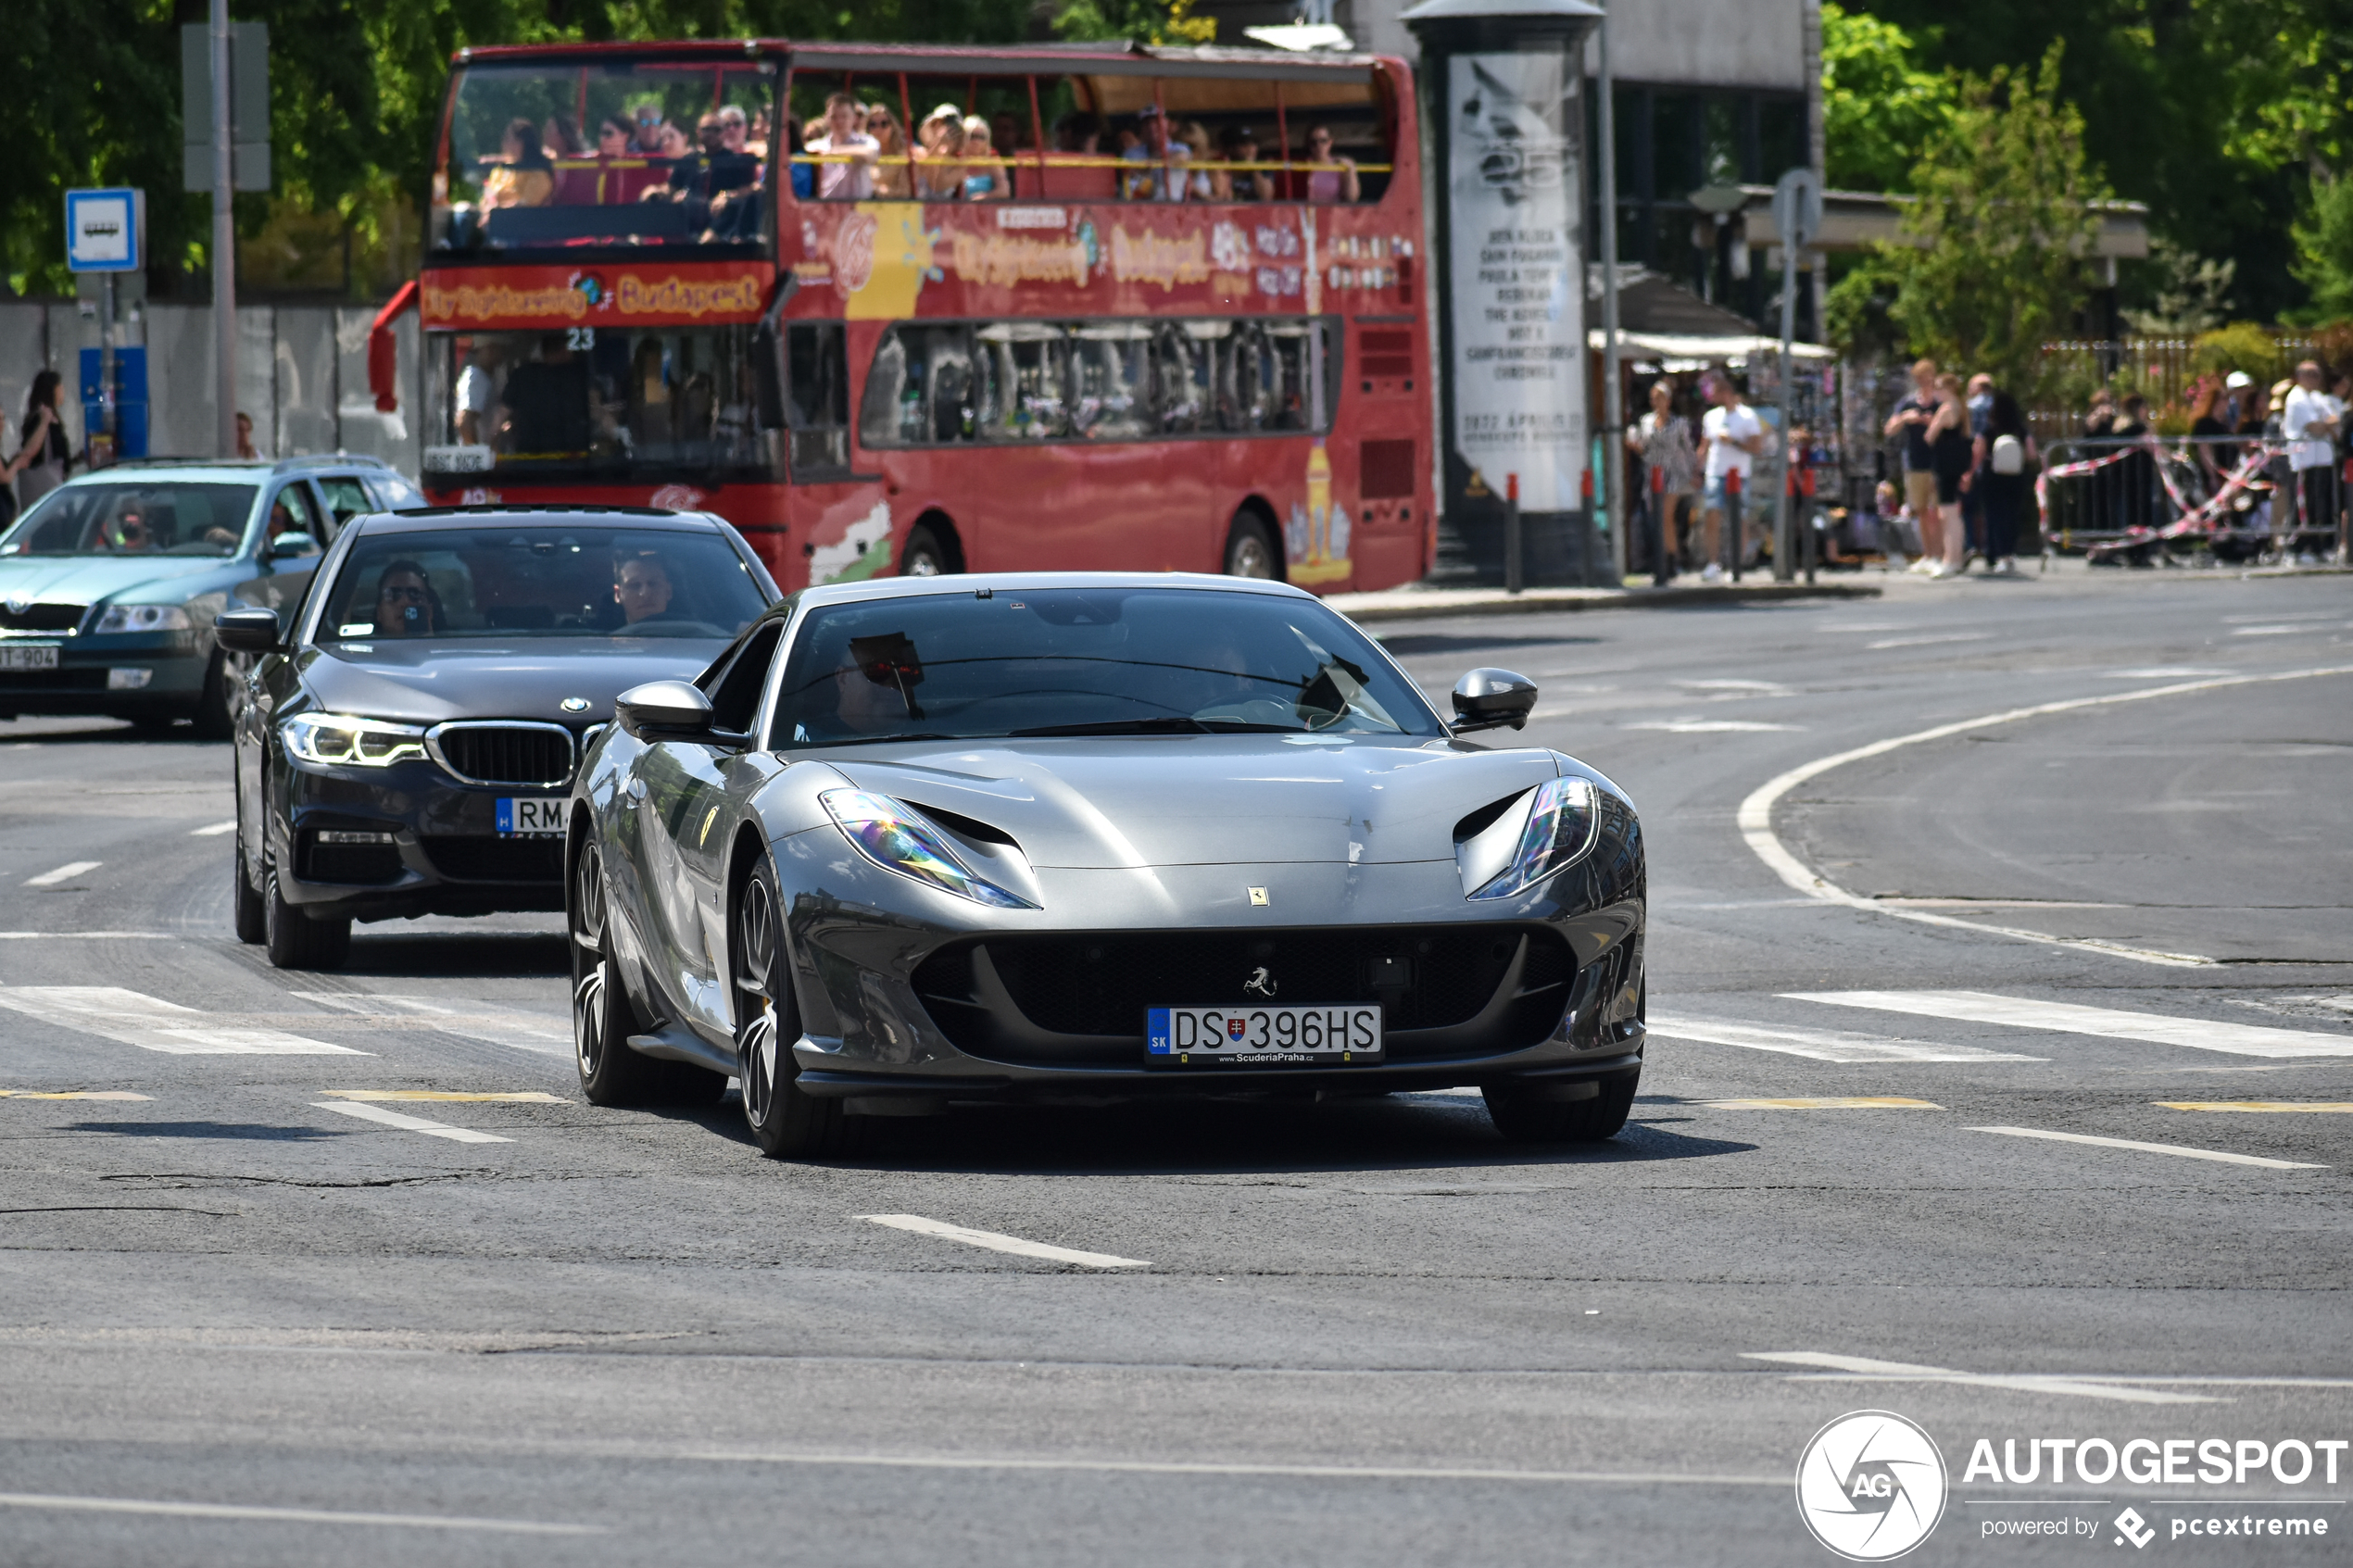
[1121,105,1205,202]
[808,92,879,201]
[2282,359,2342,550]
[454,342,501,446]
[1696,370,1765,581]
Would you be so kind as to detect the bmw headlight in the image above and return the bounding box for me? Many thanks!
[1467,775,1602,900]
[281,711,430,768]
[821,789,1035,909]
[94,604,194,634]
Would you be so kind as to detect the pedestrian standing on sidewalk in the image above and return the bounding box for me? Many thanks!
[1881,358,1940,570]
[1927,372,1973,576]
[2281,360,2339,560]
[1696,370,1763,582]
[1627,377,1697,583]
[1972,383,2033,574]
[13,370,71,511]
[1961,371,1994,562]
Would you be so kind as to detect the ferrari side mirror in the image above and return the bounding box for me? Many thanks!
[1451,668,1538,734]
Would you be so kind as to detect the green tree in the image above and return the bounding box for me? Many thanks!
[1819,3,1953,194]
[1865,46,2101,399]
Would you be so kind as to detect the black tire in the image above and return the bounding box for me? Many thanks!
[1482,1068,1639,1144]
[900,522,953,578]
[263,856,350,971]
[189,651,233,741]
[570,838,723,1107]
[1223,512,1281,580]
[735,859,852,1158]
[232,822,265,946]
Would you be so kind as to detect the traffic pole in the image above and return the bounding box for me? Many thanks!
[1727,466,1743,583]
[1505,472,1523,596]
[1651,463,1670,586]
[210,0,237,458]
[1579,466,1594,585]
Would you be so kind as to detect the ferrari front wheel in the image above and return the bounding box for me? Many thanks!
[735,859,851,1159]
[572,839,719,1107]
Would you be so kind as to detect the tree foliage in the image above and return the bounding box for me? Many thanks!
[1818,4,1953,195]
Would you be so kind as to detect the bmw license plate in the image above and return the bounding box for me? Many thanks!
[0,643,60,671]
[1147,1005,1382,1066]
[495,797,567,837]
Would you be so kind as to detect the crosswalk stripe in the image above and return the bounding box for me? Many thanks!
[289,993,572,1057]
[188,821,238,837]
[1969,1124,2326,1170]
[1649,1014,2043,1062]
[0,1089,151,1100]
[1701,1098,1941,1110]
[312,1100,510,1144]
[321,1090,567,1104]
[861,1213,1149,1269]
[1782,990,2353,1060]
[24,861,100,887]
[0,986,366,1056]
[2157,1101,2353,1114]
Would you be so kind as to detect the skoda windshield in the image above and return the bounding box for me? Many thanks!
[319,528,767,642]
[0,483,258,558]
[774,587,1444,746]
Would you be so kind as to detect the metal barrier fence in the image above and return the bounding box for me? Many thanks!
[2040,433,2347,562]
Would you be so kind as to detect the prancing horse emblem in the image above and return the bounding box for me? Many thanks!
[1244,967,1277,998]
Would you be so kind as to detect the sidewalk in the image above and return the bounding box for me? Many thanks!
[1324,577,1879,624]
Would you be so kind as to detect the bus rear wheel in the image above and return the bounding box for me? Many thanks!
[900,522,953,577]
[1224,514,1281,580]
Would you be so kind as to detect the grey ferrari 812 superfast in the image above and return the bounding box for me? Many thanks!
[566,572,1645,1156]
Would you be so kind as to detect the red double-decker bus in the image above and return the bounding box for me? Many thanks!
[371,40,1431,593]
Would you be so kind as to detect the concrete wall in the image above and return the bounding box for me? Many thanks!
[1,300,421,489]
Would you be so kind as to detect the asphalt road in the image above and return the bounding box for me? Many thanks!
[2,567,2348,1567]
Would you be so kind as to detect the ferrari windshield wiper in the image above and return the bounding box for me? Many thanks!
[1008,718,1216,737]
[810,732,961,747]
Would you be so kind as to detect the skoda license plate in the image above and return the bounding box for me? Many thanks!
[0,643,60,671]
[496,797,566,837]
[1147,1005,1382,1066]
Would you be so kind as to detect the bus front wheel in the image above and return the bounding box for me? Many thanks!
[1224,514,1282,580]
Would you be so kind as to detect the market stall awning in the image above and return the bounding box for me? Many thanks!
[1589,328,1835,367]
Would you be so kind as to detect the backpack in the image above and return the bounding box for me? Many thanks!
[1990,433,2024,475]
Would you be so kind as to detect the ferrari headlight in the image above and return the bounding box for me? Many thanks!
[94,604,193,634]
[820,789,1034,909]
[281,711,430,768]
[1468,776,1602,900]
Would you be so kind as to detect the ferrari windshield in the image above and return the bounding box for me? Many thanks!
[774,587,1443,746]
[319,527,767,642]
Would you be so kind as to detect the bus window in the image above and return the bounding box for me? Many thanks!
[1152,323,1216,434]
[786,323,850,476]
[1069,324,1151,440]
[860,325,980,446]
[1041,70,1388,204]
[975,323,1069,440]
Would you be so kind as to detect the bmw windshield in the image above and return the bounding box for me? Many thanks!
[774,587,1445,746]
[319,527,767,642]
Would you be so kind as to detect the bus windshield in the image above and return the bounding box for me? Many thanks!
[434,57,776,256]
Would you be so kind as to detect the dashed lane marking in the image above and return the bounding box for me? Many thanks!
[24,862,100,887]
[2156,1101,2353,1114]
[321,1090,568,1104]
[289,993,572,1057]
[1700,1097,1942,1110]
[1968,1124,2326,1171]
[311,1100,510,1144]
[0,932,180,940]
[1622,719,1801,734]
[1649,1014,2044,1063]
[0,1089,150,1100]
[1743,1352,2215,1405]
[681,1449,1783,1486]
[1785,990,2353,1060]
[0,987,365,1056]
[0,1491,598,1536]
[860,1213,1149,1269]
[189,820,238,836]
[1867,633,1992,650]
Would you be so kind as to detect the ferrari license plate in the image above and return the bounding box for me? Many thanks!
[1147,1005,1383,1066]
[495,797,567,837]
[0,643,60,671]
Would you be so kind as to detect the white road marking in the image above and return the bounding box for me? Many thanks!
[24,861,100,887]
[1784,989,2353,1060]
[1867,633,1992,650]
[861,1213,1148,1269]
[290,993,573,1057]
[1679,679,1793,696]
[312,1100,510,1144]
[189,820,238,836]
[0,931,181,940]
[685,1449,1782,1486]
[0,1089,150,1100]
[321,1089,567,1104]
[1701,1097,1941,1110]
[1743,1351,2214,1405]
[2157,1100,2353,1113]
[2104,667,2223,678]
[1649,1014,2043,1063]
[1968,1124,2326,1170]
[0,1491,598,1535]
[1736,662,2353,967]
[1622,719,1801,734]
[0,986,365,1056]
[2233,624,2322,636]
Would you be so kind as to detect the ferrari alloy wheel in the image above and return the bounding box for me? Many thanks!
[571,839,722,1107]
[1482,1068,1640,1145]
[735,859,850,1158]
[263,854,350,971]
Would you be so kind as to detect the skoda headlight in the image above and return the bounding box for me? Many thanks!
[281,711,429,768]
[821,789,1034,909]
[1467,775,1602,900]
[94,604,193,634]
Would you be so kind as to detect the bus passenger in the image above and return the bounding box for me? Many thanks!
[865,105,912,198]
[630,99,687,157]
[1051,111,1101,155]
[808,93,880,200]
[482,119,555,209]
[1122,106,1204,202]
[1215,126,1274,201]
[963,117,1010,201]
[916,107,969,201]
[1300,125,1359,203]
[544,115,587,157]
[595,116,632,158]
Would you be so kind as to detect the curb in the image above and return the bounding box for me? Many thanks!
[1327,581,1883,624]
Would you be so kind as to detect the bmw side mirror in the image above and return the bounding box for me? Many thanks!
[615,679,716,740]
[214,607,283,654]
[1451,668,1538,734]
[268,532,319,560]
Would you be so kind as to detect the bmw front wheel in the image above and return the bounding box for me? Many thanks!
[735,859,850,1159]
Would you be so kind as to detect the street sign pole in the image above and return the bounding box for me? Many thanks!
[210,0,236,458]
[1595,3,1625,586]
[1769,167,1821,583]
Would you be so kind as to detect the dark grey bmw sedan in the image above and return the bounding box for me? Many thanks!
[220,506,779,969]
